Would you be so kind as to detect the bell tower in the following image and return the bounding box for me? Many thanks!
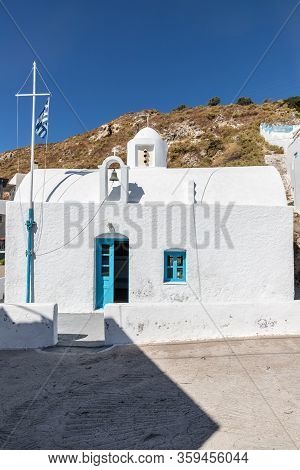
[127,127,168,168]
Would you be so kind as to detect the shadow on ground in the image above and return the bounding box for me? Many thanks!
[0,322,218,449]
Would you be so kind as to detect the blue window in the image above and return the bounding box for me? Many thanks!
[164,250,186,282]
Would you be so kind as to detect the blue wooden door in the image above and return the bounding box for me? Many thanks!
[96,238,114,309]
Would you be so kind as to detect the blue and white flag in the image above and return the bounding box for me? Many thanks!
[35,98,49,139]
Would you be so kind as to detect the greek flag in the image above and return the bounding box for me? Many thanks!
[35,98,49,138]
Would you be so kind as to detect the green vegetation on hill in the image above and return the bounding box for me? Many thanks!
[283,96,300,112]
[207,96,221,106]
[0,100,298,179]
[235,97,253,106]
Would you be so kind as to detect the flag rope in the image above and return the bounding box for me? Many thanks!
[16,95,20,172]
[36,66,51,94]
[16,66,32,95]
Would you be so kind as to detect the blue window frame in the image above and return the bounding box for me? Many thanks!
[164,250,186,282]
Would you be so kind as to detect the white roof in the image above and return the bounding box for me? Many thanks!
[14,166,287,206]
[134,127,163,140]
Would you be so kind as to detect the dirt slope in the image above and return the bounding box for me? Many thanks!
[0,101,298,179]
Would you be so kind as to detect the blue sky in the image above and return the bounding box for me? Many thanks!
[0,0,300,152]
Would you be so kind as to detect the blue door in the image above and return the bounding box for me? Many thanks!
[96,238,114,309]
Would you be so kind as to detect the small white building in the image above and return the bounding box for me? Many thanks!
[260,123,300,152]
[286,134,300,210]
[4,127,295,344]
[261,123,300,211]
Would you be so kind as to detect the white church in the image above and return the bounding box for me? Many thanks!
[2,126,298,346]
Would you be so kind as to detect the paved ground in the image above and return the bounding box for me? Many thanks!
[0,336,299,450]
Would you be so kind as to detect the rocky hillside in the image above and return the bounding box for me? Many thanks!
[0,101,299,179]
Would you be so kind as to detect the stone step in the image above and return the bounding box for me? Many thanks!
[57,312,104,348]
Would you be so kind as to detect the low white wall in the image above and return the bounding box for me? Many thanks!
[0,200,6,215]
[293,157,300,210]
[0,303,58,349]
[104,302,300,345]
[286,138,300,210]
[0,277,4,301]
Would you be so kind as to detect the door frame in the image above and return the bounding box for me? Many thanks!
[94,233,129,309]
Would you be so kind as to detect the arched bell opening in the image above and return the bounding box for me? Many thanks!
[99,155,129,203]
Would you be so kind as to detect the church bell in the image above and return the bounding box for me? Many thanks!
[109,169,119,182]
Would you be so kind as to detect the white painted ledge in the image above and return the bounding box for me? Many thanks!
[104,302,300,345]
[0,277,4,301]
[0,303,58,349]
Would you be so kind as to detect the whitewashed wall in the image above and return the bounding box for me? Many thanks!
[286,138,300,210]
[5,200,294,313]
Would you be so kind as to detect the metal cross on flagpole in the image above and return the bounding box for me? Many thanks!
[16,61,50,303]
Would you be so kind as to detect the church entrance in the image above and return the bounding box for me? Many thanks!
[95,235,129,309]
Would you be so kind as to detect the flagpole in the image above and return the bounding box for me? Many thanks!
[16,62,51,303]
[29,61,36,209]
[25,61,37,303]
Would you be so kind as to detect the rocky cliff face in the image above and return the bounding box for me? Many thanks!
[0,101,298,179]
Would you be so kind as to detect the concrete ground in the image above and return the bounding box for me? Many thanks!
[0,336,299,450]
